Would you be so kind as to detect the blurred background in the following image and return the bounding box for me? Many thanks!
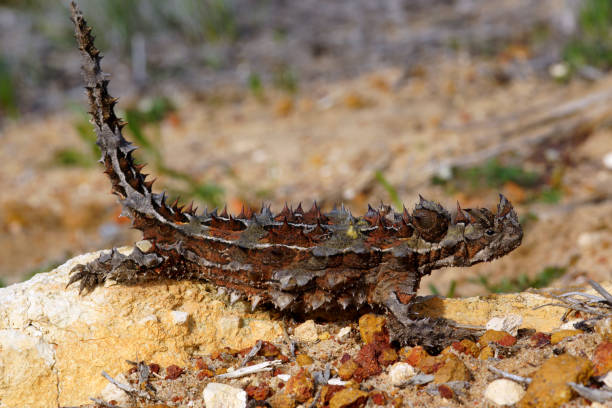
[1,0,612,297]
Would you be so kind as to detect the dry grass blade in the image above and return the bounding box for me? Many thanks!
[568,382,612,403]
[488,365,532,384]
[588,279,612,305]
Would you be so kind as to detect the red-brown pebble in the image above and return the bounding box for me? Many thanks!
[164,365,184,380]
[353,344,382,381]
[370,390,387,405]
[284,368,314,403]
[246,384,271,401]
[593,342,612,376]
[451,339,480,357]
[530,332,551,348]
[194,357,206,370]
[196,368,214,380]
[438,384,454,399]
[148,363,160,374]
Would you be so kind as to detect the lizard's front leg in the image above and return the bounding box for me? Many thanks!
[372,269,480,349]
[67,244,165,294]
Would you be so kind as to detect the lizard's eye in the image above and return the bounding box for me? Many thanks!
[486,229,495,236]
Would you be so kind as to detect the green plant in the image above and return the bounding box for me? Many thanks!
[374,170,402,209]
[0,57,18,118]
[429,280,457,298]
[458,159,540,189]
[54,113,99,166]
[273,66,299,94]
[473,266,566,294]
[123,98,224,207]
[248,73,265,100]
[24,261,62,282]
[563,0,612,71]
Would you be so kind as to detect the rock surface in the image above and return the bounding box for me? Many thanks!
[517,354,593,408]
[0,250,284,408]
[1,250,610,407]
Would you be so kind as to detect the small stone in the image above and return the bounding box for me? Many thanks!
[319,331,331,341]
[203,383,247,408]
[358,314,388,345]
[296,353,314,366]
[437,384,454,399]
[378,346,398,366]
[165,365,184,380]
[603,151,612,170]
[602,371,612,388]
[369,390,387,405]
[484,379,526,406]
[197,368,214,380]
[550,329,583,345]
[388,362,416,386]
[338,359,359,380]
[559,319,582,330]
[135,239,153,252]
[328,388,369,408]
[596,317,612,342]
[294,320,318,343]
[336,326,352,342]
[593,342,612,376]
[478,330,516,347]
[100,373,131,406]
[284,368,314,403]
[277,374,291,382]
[479,345,494,360]
[433,354,471,383]
[259,341,281,358]
[245,384,271,401]
[320,385,346,406]
[268,392,296,408]
[353,344,382,381]
[486,315,523,337]
[529,332,551,348]
[452,339,480,358]
[404,346,429,367]
[170,310,189,325]
[517,354,593,408]
[405,346,442,374]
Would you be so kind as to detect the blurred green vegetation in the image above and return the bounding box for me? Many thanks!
[0,57,18,118]
[473,266,566,294]
[432,158,563,204]
[374,170,402,209]
[429,280,457,298]
[564,0,612,72]
[54,96,223,207]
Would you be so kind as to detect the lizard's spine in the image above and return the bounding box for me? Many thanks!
[71,2,189,228]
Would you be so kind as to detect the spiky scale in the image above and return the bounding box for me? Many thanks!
[68,2,524,349]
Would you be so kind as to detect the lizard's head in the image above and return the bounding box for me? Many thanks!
[457,194,522,265]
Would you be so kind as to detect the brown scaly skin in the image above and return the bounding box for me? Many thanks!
[68,3,522,349]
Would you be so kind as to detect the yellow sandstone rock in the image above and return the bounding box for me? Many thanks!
[517,354,593,408]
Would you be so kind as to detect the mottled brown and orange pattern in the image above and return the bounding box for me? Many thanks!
[68,3,522,347]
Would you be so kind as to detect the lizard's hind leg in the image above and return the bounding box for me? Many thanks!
[67,246,164,294]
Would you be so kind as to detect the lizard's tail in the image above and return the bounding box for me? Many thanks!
[70,2,190,227]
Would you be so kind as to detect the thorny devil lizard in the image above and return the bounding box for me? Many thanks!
[68,3,522,349]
